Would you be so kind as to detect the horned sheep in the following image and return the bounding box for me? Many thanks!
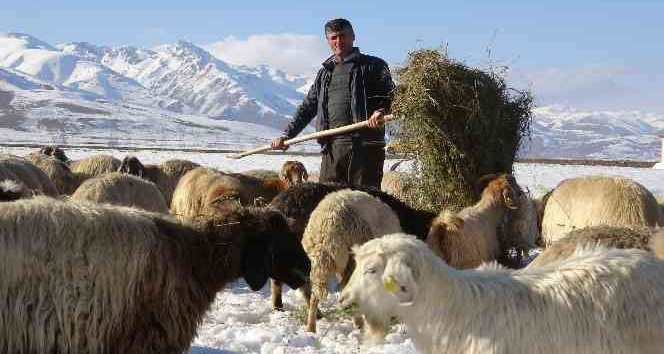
[0,197,310,354]
[426,173,525,269]
[301,189,402,334]
[340,232,664,354]
[268,182,436,311]
[540,175,661,246]
[70,172,170,213]
[0,154,58,197]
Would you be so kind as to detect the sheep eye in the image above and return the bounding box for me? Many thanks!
[365,267,376,274]
[400,285,408,292]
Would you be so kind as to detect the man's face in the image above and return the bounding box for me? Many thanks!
[326,28,355,59]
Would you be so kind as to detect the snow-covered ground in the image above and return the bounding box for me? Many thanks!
[2,146,663,354]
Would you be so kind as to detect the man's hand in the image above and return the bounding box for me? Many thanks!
[367,110,385,129]
[271,137,289,150]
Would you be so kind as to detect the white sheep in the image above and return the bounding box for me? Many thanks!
[0,196,310,354]
[340,232,664,354]
[301,189,402,335]
[541,175,661,246]
[70,172,170,213]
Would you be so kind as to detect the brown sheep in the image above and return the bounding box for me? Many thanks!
[529,225,658,266]
[24,152,80,195]
[117,156,200,206]
[171,167,283,219]
[540,175,661,246]
[0,154,58,197]
[0,196,310,354]
[426,173,524,269]
[71,172,170,213]
[242,160,309,188]
[68,154,122,181]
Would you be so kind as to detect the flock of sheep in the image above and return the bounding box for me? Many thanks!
[1,145,664,354]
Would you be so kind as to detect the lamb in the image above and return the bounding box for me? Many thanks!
[24,152,80,195]
[426,173,524,269]
[0,154,58,197]
[541,175,661,246]
[529,225,657,266]
[0,179,30,201]
[117,156,200,205]
[268,182,437,311]
[171,167,300,219]
[339,232,664,354]
[68,154,122,181]
[0,196,310,354]
[301,189,402,334]
[70,172,170,213]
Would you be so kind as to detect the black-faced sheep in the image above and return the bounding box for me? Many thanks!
[24,152,80,195]
[38,145,69,162]
[0,197,310,354]
[70,172,170,213]
[541,175,661,246]
[268,182,437,311]
[117,157,200,206]
[68,154,122,181]
[529,225,657,266]
[426,173,524,269]
[340,232,664,354]
[0,154,58,197]
[301,189,402,334]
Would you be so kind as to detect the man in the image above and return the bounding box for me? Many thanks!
[271,18,394,188]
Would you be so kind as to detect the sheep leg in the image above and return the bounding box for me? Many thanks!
[307,296,319,333]
[362,314,388,345]
[271,280,284,310]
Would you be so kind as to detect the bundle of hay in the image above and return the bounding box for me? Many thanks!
[390,48,533,211]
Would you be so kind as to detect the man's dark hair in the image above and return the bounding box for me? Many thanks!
[324,18,354,35]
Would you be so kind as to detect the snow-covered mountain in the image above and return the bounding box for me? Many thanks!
[522,105,664,160]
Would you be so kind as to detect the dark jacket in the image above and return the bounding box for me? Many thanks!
[282,47,395,146]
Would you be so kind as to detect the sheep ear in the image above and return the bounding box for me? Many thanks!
[241,240,272,291]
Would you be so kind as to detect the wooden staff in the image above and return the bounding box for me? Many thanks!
[226,114,395,159]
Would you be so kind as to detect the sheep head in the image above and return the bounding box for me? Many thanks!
[209,207,310,291]
[477,173,522,210]
[118,155,145,177]
[280,161,308,187]
[39,145,68,162]
[340,233,423,318]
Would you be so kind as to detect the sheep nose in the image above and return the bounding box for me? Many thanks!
[338,292,354,307]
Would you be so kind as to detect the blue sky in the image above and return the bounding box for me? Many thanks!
[3,0,663,113]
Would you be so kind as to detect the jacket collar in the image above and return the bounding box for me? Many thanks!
[322,47,361,70]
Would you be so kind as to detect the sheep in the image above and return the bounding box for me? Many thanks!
[38,145,69,162]
[380,170,414,202]
[0,196,310,354]
[541,175,661,246]
[24,152,80,195]
[70,172,170,213]
[171,166,302,219]
[0,154,59,197]
[0,179,30,201]
[339,232,664,354]
[426,173,524,269]
[68,154,122,181]
[301,189,402,334]
[268,182,437,311]
[117,157,200,206]
[529,225,657,266]
[243,160,309,187]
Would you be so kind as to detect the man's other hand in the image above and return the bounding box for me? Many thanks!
[367,110,385,129]
[271,137,288,150]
